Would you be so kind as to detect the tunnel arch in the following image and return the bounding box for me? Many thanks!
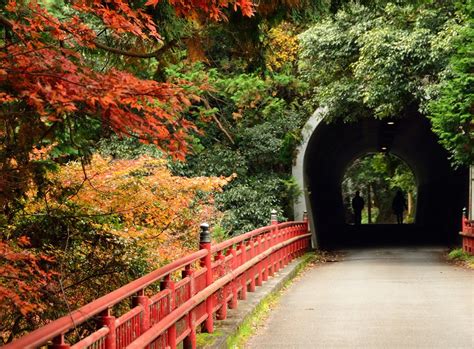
[293,108,468,248]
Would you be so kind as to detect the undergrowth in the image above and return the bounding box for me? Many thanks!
[447,248,474,269]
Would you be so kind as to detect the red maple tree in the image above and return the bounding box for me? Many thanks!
[0,0,254,156]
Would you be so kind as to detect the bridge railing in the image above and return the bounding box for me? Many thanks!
[461,210,474,254]
[5,213,311,349]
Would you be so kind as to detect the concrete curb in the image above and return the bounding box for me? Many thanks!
[197,254,313,349]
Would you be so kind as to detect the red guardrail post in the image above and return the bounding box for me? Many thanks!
[271,210,281,274]
[248,238,256,292]
[278,225,284,270]
[292,226,297,258]
[256,234,263,287]
[227,246,238,309]
[160,275,176,348]
[132,289,150,335]
[262,231,269,282]
[238,241,247,300]
[200,223,214,333]
[288,228,292,262]
[462,207,468,232]
[303,211,309,256]
[182,265,196,349]
[100,308,116,349]
[282,228,288,267]
[48,334,70,349]
[216,251,227,320]
[269,210,278,276]
[287,227,293,262]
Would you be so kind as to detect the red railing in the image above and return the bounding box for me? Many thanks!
[4,214,311,349]
[461,211,474,254]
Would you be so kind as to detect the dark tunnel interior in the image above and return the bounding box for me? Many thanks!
[304,113,468,248]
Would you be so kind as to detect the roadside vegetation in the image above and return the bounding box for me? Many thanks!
[447,248,474,269]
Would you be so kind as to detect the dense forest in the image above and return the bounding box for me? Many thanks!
[0,0,472,342]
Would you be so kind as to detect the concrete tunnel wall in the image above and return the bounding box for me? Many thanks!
[293,108,468,248]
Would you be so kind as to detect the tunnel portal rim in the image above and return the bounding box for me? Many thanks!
[292,107,467,248]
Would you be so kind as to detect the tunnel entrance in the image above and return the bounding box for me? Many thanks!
[342,153,418,225]
[293,111,468,249]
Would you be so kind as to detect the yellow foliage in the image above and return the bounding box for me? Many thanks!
[265,22,299,72]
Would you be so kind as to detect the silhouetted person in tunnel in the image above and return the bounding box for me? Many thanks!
[392,190,407,224]
[352,191,365,225]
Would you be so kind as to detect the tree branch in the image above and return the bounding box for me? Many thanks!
[202,98,235,145]
[62,269,121,291]
[0,13,177,59]
[0,14,13,29]
[93,39,177,58]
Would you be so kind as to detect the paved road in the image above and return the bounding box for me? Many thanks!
[247,247,474,349]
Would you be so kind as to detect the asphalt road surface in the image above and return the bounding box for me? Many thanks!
[247,247,474,349]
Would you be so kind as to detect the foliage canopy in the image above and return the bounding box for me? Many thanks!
[299,1,472,165]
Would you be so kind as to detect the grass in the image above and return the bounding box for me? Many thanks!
[225,252,322,349]
[195,330,224,347]
[447,248,474,269]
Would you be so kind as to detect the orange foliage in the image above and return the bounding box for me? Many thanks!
[146,0,255,20]
[0,237,55,319]
[26,155,234,261]
[0,155,232,341]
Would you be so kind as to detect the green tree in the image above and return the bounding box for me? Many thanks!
[165,62,309,233]
[299,1,472,165]
[426,4,474,166]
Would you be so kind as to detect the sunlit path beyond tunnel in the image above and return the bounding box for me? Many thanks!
[247,247,474,349]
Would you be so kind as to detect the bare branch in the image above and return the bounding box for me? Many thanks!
[202,98,235,145]
[93,39,177,58]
